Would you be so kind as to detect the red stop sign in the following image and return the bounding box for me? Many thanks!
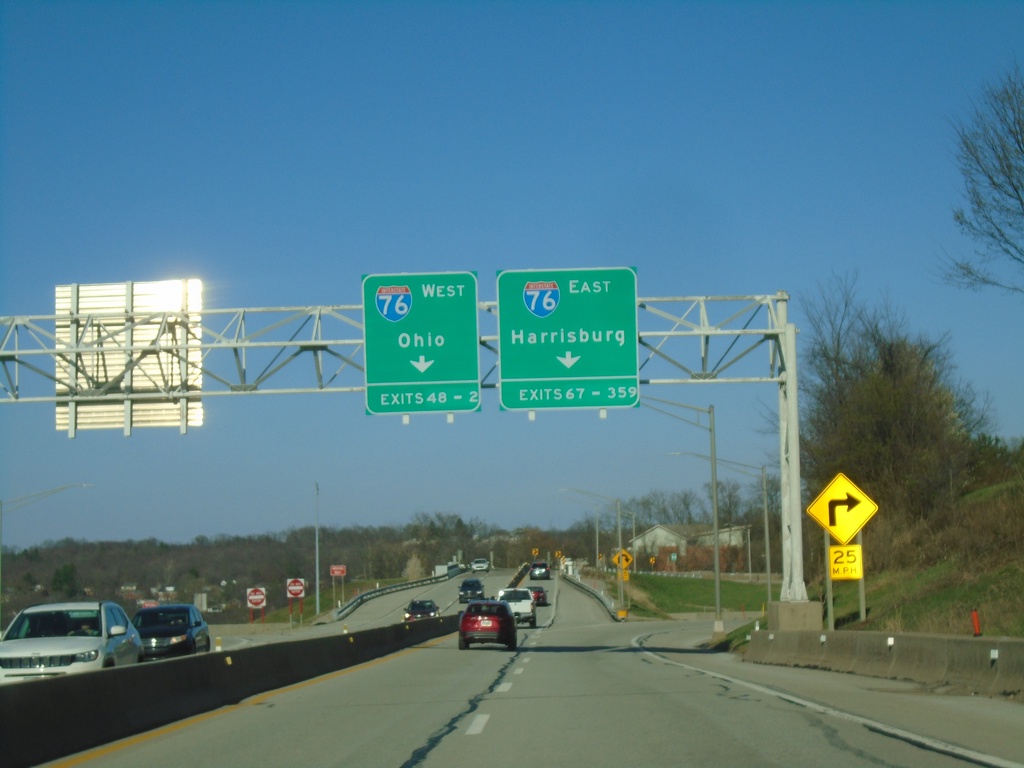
[286,578,306,599]
[247,587,266,608]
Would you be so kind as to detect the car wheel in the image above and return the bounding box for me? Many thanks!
[458,635,468,650]
[507,634,517,651]
[529,617,537,628]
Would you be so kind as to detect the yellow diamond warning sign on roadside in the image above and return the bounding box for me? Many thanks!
[611,549,633,567]
[806,473,878,545]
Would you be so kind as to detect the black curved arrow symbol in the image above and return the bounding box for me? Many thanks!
[828,493,860,527]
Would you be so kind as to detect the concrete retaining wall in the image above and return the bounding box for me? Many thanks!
[744,630,1024,699]
[0,616,458,768]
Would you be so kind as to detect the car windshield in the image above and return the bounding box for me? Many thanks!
[502,590,531,600]
[409,601,434,611]
[4,609,100,639]
[133,609,190,628]
[461,580,481,588]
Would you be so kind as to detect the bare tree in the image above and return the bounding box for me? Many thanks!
[801,274,987,566]
[947,64,1024,294]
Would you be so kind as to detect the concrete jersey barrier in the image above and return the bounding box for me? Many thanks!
[0,615,459,768]
[744,629,1024,700]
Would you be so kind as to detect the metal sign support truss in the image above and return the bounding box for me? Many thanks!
[0,291,807,602]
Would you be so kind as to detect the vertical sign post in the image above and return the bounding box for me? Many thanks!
[286,577,305,629]
[330,564,347,607]
[247,586,267,624]
[806,473,878,630]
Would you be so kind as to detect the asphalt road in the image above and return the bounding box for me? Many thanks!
[210,569,517,648]
[41,572,1024,768]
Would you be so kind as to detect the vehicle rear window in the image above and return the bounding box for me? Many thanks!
[133,609,189,628]
[467,603,503,616]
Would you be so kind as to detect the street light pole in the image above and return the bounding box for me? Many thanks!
[670,451,773,609]
[314,482,321,616]
[615,498,624,608]
[644,398,723,636]
[760,465,771,607]
[0,484,91,627]
[708,405,723,635]
[561,488,623,609]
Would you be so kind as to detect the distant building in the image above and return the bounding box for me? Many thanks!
[630,523,751,572]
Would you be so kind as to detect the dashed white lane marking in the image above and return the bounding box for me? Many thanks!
[495,683,512,692]
[466,714,490,735]
[513,668,524,674]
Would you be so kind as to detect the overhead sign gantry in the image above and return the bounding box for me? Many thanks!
[0,275,811,612]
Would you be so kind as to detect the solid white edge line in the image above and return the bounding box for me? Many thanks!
[632,635,1024,768]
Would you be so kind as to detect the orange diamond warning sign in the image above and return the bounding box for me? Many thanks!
[806,473,878,545]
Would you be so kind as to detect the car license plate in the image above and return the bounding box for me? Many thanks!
[481,619,492,627]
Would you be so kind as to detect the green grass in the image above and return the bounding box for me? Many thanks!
[613,573,778,619]
[830,561,1024,637]
[610,561,1024,638]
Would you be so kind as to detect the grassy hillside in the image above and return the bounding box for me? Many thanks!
[830,561,1024,637]
[612,561,1024,638]
[611,478,1024,638]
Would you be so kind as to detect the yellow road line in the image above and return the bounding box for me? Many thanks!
[49,635,452,767]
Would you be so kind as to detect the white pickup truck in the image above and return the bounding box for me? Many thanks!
[497,587,537,628]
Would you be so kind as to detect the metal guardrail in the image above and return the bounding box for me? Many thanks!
[562,572,621,621]
[331,565,461,622]
[329,562,533,624]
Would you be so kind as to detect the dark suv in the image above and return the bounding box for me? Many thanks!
[458,578,486,603]
[530,562,551,580]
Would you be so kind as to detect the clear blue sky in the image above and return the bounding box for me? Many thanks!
[2,1,1022,550]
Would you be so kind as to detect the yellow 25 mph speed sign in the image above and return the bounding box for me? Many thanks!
[829,545,863,580]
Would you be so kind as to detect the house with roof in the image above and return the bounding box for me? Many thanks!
[630,522,751,572]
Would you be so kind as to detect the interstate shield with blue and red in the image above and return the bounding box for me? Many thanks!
[375,285,412,322]
[523,281,559,318]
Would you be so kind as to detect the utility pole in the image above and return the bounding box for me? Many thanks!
[315,482,320,615]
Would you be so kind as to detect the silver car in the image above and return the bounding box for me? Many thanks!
[0,601,144,683]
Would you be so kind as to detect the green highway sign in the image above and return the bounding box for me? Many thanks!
[363,272,481,415]
[496,267,639,410]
